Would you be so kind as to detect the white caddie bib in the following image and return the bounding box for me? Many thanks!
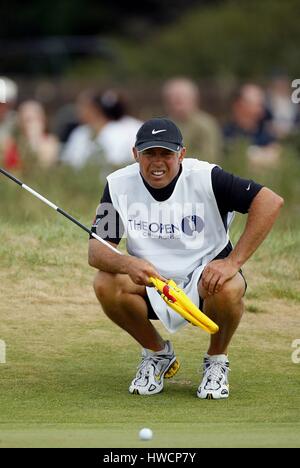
[107,159,233,332]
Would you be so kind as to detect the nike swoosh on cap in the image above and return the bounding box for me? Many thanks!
[246,183,251,191]
[152,129,167,134]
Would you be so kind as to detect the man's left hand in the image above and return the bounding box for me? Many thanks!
[201,258,239,296]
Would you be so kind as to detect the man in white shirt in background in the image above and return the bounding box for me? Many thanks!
[61,89,142,172]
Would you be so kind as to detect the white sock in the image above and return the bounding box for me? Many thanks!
[149,340,170,354]
[205,353,228,362]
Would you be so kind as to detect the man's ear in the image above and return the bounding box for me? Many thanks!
[179,147,186,163]
[133,147,139,162]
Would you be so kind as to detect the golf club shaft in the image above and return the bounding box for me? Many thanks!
[0,167,121,255]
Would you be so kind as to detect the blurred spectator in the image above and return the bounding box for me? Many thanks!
[11,101,59,171]
[0,77,18,160]
[54,102,79,144]
[223,84,273,146]
[162,77,222,163]
[265,74,300,139]
[223,84,281,169]
[61,90,142,171]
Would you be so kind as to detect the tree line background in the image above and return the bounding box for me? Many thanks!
[1,0,299,80]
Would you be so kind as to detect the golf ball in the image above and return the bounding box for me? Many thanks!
[139,427,153,440]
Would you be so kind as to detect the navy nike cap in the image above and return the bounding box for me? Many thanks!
[135,118,183,152]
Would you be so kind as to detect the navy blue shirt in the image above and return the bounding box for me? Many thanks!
[223,121,275,147]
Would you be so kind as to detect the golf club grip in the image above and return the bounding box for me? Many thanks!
[57,208,120,254]
[56,207,92,235]
[0,167,23,186]
[0,167,120,255]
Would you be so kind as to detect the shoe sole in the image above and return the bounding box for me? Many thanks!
[164,358,180,379]
[130,358,180,395]
[197,392,229,400]
[197,385,229,400]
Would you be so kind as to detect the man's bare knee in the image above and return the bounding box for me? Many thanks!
[198,273,245,303]
[93,271,146,301]
[93,271,116,299]
[219,274,245,303]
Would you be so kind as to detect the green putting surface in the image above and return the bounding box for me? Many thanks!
[0,423,299,448]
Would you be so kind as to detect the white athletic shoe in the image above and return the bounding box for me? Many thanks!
[197,354,230,400]
[129,340,180,395]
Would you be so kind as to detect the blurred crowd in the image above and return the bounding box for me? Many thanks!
[0,74,299,178]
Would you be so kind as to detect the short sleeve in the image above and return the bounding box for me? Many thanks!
[211,166,263,214]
